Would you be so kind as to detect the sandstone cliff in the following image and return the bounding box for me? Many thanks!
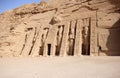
[0,0,120,57]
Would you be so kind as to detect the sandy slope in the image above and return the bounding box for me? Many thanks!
[0,56,120,78]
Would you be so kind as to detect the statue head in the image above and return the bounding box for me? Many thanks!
[83,26,89,35]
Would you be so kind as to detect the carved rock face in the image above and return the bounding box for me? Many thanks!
[0,0,120,57]
[50,15,63,25]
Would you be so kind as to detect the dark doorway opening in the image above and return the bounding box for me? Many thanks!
[47,44,51,56]
[39,46,43,55]
[68,39,74,56]
[82,44,90,55]
[55,46,59,56]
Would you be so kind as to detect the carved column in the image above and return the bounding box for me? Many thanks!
[56,26,63,55]
[43,43,48,56]
[69,20,76,55]
[60,22,70,56]
[90,15,98,56]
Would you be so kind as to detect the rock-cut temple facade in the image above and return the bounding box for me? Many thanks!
[0,0,120,57]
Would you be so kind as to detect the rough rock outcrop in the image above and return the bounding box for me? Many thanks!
[0,0,120,57]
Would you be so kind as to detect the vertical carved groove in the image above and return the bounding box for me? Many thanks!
[39,28,49,55]
[55,25,64,56]
[58,25,64,56]
[68,20,77,56]
[55,27,59,56]
[20,34,27,55]
[67,21,71,55]
[72,20,77,56]
[28,27,37,55]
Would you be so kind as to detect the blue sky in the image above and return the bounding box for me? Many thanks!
[0,0,41,13]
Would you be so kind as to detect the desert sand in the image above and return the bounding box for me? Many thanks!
[0,56,120,78]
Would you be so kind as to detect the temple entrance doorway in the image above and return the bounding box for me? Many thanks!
[47,44,51,56]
